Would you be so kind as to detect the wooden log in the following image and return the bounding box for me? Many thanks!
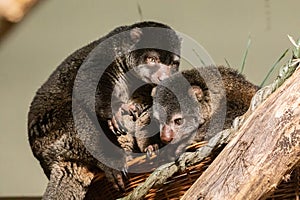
[181,67,300,200]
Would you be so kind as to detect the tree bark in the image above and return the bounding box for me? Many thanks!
[181,67,300,200]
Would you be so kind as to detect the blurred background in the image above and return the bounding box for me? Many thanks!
[0,0,299,198]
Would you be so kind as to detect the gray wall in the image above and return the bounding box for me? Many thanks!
[0,0,299,197]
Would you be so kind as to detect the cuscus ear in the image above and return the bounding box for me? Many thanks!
[188,85,204,102]
[130,27,143,43]
[151,86,157,98]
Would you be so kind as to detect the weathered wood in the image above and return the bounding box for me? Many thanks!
[181,67,300,200]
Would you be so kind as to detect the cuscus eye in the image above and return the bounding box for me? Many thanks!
[174,117,184,126]
[146,56,160,64]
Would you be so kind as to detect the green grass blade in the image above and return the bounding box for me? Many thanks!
[224,58,231,68]
[137,1,143,21]
[192,48,206,66]
[260,48,289,87]
[239,36,251,73]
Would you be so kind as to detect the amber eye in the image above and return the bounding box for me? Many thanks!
[146,56,159,64]
[174,118,184,126]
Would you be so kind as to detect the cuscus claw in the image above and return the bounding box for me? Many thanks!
[108,119,119,136]
[145,144,160,159]
[122,166,129,179]
[104,168,126,192]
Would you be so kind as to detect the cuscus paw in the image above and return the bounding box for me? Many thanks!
[104,168,126,192]
[144,144,160,158]
[108,102,142,135]
[108,116,127,136]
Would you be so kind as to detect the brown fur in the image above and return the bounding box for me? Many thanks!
[27,21,181,199]
[152,65,259,159]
